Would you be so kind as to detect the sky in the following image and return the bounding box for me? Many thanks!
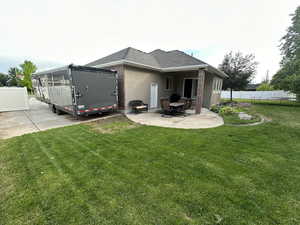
[0,0,299,83]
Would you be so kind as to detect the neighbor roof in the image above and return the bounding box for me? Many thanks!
[86,47,227,78]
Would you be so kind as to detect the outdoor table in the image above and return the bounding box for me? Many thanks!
[169,102,185,114]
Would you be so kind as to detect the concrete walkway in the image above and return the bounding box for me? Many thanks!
[126,108,224,129]
[0,98,118,139]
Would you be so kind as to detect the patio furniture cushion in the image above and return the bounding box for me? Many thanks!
[129,100,148,113]
[136,105,147,109]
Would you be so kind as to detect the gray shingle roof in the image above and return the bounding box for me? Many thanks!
[86,47,159,67]
[85,47,227,78]
[149,49,206,68]
[86,47,206,68]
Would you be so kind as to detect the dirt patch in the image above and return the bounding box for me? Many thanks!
[87,115,140,134]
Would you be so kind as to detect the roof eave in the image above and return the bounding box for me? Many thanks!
[93,60,207,72]
[206,65,228,78]
[92,60,228,78]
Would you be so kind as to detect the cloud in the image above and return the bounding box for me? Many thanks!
[0,56,64,73]
[0,0,299,82]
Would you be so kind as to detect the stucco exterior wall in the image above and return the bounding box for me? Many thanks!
[210,76,223,106]
[170,71,217,108]
[123,66,223,111]
[124,66,168,110]
[203,73,214,108]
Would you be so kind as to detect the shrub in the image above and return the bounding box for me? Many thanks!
[256,83,274,91]
[210,105,221,113]
[219,106,237,115]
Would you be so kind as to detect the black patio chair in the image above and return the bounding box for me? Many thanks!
[169,93,181,103]
[129,100,148,114]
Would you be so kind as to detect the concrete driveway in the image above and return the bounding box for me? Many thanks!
[0,98,116,139]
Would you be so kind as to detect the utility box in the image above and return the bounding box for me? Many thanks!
[0,87,29,112]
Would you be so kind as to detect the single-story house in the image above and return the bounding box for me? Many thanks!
[86,47,227,113]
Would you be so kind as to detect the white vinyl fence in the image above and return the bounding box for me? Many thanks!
[0,87,29,112]
[221,90,296,100]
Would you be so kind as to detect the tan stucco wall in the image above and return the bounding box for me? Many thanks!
[123,67,223,111]
[203,74,214,108]
[210,76,223,106]
[124,66,172,110]
[172,71,217,108]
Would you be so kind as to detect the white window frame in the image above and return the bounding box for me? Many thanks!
[165,76,174,90]
[213,78,222,94]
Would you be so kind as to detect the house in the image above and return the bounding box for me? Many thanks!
[86,47,227,114]
[246,83,261,91]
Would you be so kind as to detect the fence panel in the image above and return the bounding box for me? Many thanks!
[0,87,29,112]
[221,90,296,100]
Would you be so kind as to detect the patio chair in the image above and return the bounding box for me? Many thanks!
[179,98,192,110]
[161,99,172,115]
[169,93,181,103]
[128,100,148,114]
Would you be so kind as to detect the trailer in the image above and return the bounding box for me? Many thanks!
[32,65,118,117]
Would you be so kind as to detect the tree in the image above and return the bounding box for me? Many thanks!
[256,83,274,91]
[20,60,37,93]
[7,67,22,87]
[262,70,270,84]
[280,6,300,64]
[271,5,300,101]
[271,59,300,88]
[281,74,300,101]
[0,73,9,86]
[219,51,258,101]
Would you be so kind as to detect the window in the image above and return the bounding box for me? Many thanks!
[213,78,222,93]
[183,78,198,98]
[165,77,173,90]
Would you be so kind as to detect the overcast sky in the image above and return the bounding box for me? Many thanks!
[1,0,299,82]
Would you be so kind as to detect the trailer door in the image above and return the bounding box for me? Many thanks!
[71,69,117,109]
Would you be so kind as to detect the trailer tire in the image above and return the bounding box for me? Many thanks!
[51,105,56,114]
[56,109,63,115]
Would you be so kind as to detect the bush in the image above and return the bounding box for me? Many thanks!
[210,105,221,113]
[256,83,274,91]
[219,106,237,115]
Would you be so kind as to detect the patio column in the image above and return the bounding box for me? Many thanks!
[195,69,205,114]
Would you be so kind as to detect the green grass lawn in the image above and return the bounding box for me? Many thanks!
[1,106,300,225]
[222,98,300,107]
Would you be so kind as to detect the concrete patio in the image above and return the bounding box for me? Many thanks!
[126,108,224,129]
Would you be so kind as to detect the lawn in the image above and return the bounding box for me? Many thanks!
[1,105,300,225]
[222,98,300,107]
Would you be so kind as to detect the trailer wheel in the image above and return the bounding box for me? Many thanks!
[56,109,63,115]
[51,105,56,113]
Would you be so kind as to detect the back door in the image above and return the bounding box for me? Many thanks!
[71,67,117,109]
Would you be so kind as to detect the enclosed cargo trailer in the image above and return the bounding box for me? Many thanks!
[32,65,117,117]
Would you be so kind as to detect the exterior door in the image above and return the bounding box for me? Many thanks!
[150,82,158,108]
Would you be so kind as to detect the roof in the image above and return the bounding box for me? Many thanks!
[246,83,261,90]
[86,47,228,78]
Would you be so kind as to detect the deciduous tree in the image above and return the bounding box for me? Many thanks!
[7,67,22,87]
[219,51,258,101]
[20,60,37,93]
